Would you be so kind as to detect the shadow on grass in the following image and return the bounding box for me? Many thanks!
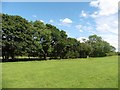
[1,58,47,63]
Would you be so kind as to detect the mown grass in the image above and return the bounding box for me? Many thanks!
[0,63,2,89]
[2,56,118,88]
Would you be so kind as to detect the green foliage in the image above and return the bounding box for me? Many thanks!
[106,52,117,56]
[88,35,115,57]
[117,52,120,55]
[2,14,32,59]
[2,14,116,60]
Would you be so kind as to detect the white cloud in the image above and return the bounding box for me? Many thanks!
[83,26,95,33]
[49,19,54,23]
[76,24,95,34]
[75,25,82,29]
[40,20,44,23]
[90,0,99,7]
[32,15,37,18]
[90,0,119,16]
[89,0,119,51]
[60,18,72,24]
[80,10,88,18]
[77,37,88,42]
[95,14,118,34]
[59,18,73,27]
[79,30,83,32]
[75,25,83,32]
[90,11,99,18]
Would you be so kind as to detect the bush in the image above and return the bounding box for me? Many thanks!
[106,52,117,56]
[117,52,120,55]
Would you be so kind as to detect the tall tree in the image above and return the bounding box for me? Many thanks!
[2,14,32,59]
[88,35,115,57]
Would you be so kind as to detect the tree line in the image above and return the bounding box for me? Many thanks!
[1,14,117,61]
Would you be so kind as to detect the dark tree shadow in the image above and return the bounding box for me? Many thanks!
[1,58,46,63]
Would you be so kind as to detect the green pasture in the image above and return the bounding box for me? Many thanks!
[2,56,118,88]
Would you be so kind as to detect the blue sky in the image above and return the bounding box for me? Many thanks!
[2,2,97,38]
[2,1,119,51]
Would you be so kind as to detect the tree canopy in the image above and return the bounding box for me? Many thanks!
[1,14,116,61]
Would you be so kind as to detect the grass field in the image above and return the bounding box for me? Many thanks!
[2,56,118,88]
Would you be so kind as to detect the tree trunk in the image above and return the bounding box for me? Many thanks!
[43,53,47,60]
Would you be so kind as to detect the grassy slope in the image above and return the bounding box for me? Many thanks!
[2,56,118,88]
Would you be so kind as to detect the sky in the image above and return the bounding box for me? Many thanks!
[2,0,119,51]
